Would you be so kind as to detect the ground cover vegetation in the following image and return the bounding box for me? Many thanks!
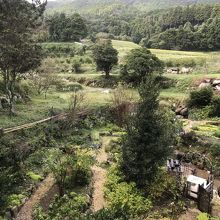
[0,0,220,219]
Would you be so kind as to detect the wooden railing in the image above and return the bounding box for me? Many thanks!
[1,110,89,135]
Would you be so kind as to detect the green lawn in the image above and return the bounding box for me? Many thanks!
[1,40,220,127]
[112,40,220,73]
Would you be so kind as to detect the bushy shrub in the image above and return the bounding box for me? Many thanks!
[105,165,152,218]
[210,143,220,157]
[209,96,220,117]
[147,170,179,201]
[189,87,213,107]
[34,192,88,220]
[72,59,82,73]
[6,194,26,208]
[197,213,220,220]
[42,43,80,57]
[74,149,93,186]
[84,57,92,64]
[26,171,43,182]
[189,106,213,120]
[214,130,220,138]
[156,75,176,89]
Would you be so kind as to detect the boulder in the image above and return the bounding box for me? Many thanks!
[171,67,180,74]
[13,94,22,102]
[199,82,211,88]
[180,67,192,74]
[11,206,18,217]
[175,105,188,118]
[204,78,212,83]
[176,115,184,119]
[175,105,185,114]
[215,85,220,91]
[21,198,27,205]
[166,68,173,74]
[180,107,189,118]
[212,79,220,86]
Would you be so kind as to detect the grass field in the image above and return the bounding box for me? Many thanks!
[112,40,220,73]
[1,40,220,127]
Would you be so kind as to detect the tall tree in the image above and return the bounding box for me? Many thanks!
[0,0,47,114]
[92,40,118,78]
[48,13,88,42]
[121,48,164,85]
[122,75,175,188]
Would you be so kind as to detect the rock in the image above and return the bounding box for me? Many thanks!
[166,68,173,74]
[180,67,192,74]
[11,206,18,217]
[180,107,189,118]
[21,198,27,205]
[13,94,22,102]
[171,67,180,74]
[204,78,212,83]
[212,79,220,86]
[215,85,220,91]
[175,105,188,118]
[176,115,184,119]
[175,105,184,114]
[167,67,180,74]
[199,82,211,88]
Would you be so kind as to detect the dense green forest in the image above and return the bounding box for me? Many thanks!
[45,3,220,51]
[47,0,220,13]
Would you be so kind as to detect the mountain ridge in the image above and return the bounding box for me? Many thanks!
[46,0,220,14]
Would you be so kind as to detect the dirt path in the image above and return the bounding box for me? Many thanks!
[91,137,108,212]
[179,208,201,220]
[16,175,56,220]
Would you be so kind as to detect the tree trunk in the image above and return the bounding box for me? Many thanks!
[4,70,15,116]
[105,70,110,78]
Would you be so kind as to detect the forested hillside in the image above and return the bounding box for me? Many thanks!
[47,0,220,13]
[45,3,220,51]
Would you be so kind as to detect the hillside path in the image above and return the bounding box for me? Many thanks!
[16,175,56,220]
[91,137,108,212]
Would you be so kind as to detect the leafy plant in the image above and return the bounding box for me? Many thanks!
[34,192,88,220]
[72,59,82,73]
[105,165,152,218]
[210,96,220,117]
[7,194,26,208]
[27,171,43,182]
[214,129,220,138]
[189,87,213,108]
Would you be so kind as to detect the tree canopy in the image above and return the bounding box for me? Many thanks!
[47,13,88,42]
[0,0,46,113]
[121,48,164,85]
[47,4,220,51]
[92,40,118,78]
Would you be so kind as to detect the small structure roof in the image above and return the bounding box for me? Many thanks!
[187,175,207,185]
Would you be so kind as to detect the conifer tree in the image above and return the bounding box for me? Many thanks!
[122,74,175,188]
